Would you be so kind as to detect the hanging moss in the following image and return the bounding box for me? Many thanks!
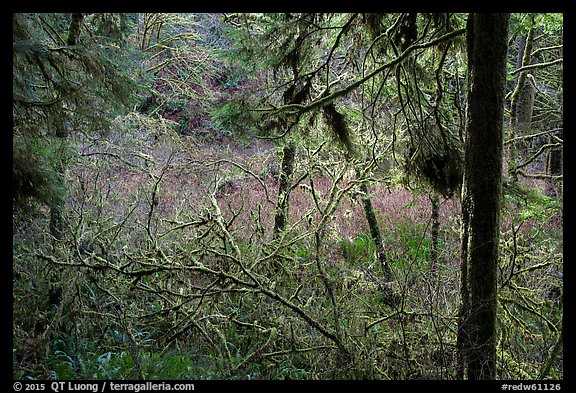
[322,103,355,155]
[404,125,463,198]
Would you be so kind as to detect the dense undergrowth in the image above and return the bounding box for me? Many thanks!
[13,117,562,380]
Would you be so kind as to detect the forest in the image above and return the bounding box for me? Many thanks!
[13,13,563,381]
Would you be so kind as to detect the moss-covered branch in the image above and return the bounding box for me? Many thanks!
[258,27,466,116]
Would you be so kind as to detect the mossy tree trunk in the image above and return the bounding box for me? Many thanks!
[272,72,310,239]
[429,192,440,282]
[49,120,69,241]
[508,16,535,181]
[546,128,563,177]
[456,13,509,380]
[50,14,86,239]
[546,127,563,197]
[358,179,391,280]
[48,179,66,240]
[67,13,84,46]
[273,141,296,239]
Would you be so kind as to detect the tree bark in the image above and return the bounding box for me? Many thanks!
[546,128,563,197]
[546,128,563,177]
[358,179,391,280]
[273,142,296,238]
[50,102,69,239]
[508,17,535,181]
[430,192,440,282]
[456,13,509,380]
[49,138,68,240]
[67,13,84,46]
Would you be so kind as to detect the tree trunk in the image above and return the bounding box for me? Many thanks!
[358,179,391,280]
[49,138,68,240]
[273,141,296,238]
[456,13,509,380]
[547,128,563,177]
[49,193,65,239]
[49,99,69,240]
[430,192,440,282]
[546,128,563,197]
[507,17,535,181]
[516,31,536,155]
[67,13,84,46]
